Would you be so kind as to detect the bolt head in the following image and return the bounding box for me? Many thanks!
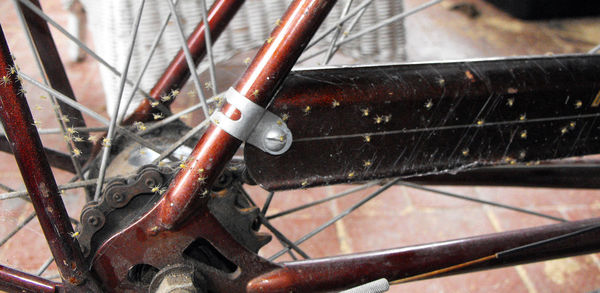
[264,127,287,152]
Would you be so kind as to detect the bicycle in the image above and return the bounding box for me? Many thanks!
[0,0,599,292]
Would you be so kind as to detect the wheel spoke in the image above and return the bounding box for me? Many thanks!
[284,248,298,260]
[164,0,210,118]
[19,73,109,124]
[322,0,355,65]
[144,93,220,133]
[200,0,218,97]
[234,184,310,259]
[12,0,89,190]
[0,181,80,226]
[269,178,401,261]
[45,274,60,280]
[261,191,275,216]
[266,181,380,220]
[16,0,161,106]
[118,0,182,124]
[151,120,209,164]
[0,183,13,192]
[20,73,178,161]
[94,0,147,200]
[341,0,441,44]
[35,257,54,276]
[33,127,108,135]
[300,0,443,63]
[323,0,368,64]
[0,212,36,247]
[304,0,374,51]
[0,136,77,173]
[398,181,567,222]
[0,177,124,201]
[258,214,311,259]
[144,104,205,133]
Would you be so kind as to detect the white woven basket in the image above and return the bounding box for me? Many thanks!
[80,0,406,116]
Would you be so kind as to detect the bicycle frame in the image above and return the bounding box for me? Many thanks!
[1,0,600,292]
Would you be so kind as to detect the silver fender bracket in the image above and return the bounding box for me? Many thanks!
[210,88,292,155]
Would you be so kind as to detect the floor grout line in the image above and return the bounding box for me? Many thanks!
[326,186,354,255]
[558,207,600,272]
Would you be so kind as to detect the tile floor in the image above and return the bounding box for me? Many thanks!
[0,0,600,292]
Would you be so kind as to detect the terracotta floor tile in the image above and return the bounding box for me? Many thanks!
[520,256,600,293]
[328,184,412,218]
[562,207,600,222]
[475,186,600,211]
[256,186,336,219]
[259,216,343,262]
[0,203,51,272]
[481,207,600,293]
[404,185,483,209]
[484,206,563,231]
[343,206,496,252]
[397,268,525,293]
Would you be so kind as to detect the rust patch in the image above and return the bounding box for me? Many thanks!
[39,182,49,198]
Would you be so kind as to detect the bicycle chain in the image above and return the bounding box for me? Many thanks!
[78,165,170,258]
[77,164,271,262]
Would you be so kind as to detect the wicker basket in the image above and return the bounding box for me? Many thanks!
[80,0,406,116]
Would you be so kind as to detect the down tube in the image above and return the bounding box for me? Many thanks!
[0,26,100,292]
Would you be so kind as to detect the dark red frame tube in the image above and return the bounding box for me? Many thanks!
[0,264,61,293]
[0,26,100,292]
[248,217,600,292]
[123,0,246,124]
[0,136,76,173]
[154,0,338,230]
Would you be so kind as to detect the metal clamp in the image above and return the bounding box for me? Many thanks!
[210,88,292,155]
